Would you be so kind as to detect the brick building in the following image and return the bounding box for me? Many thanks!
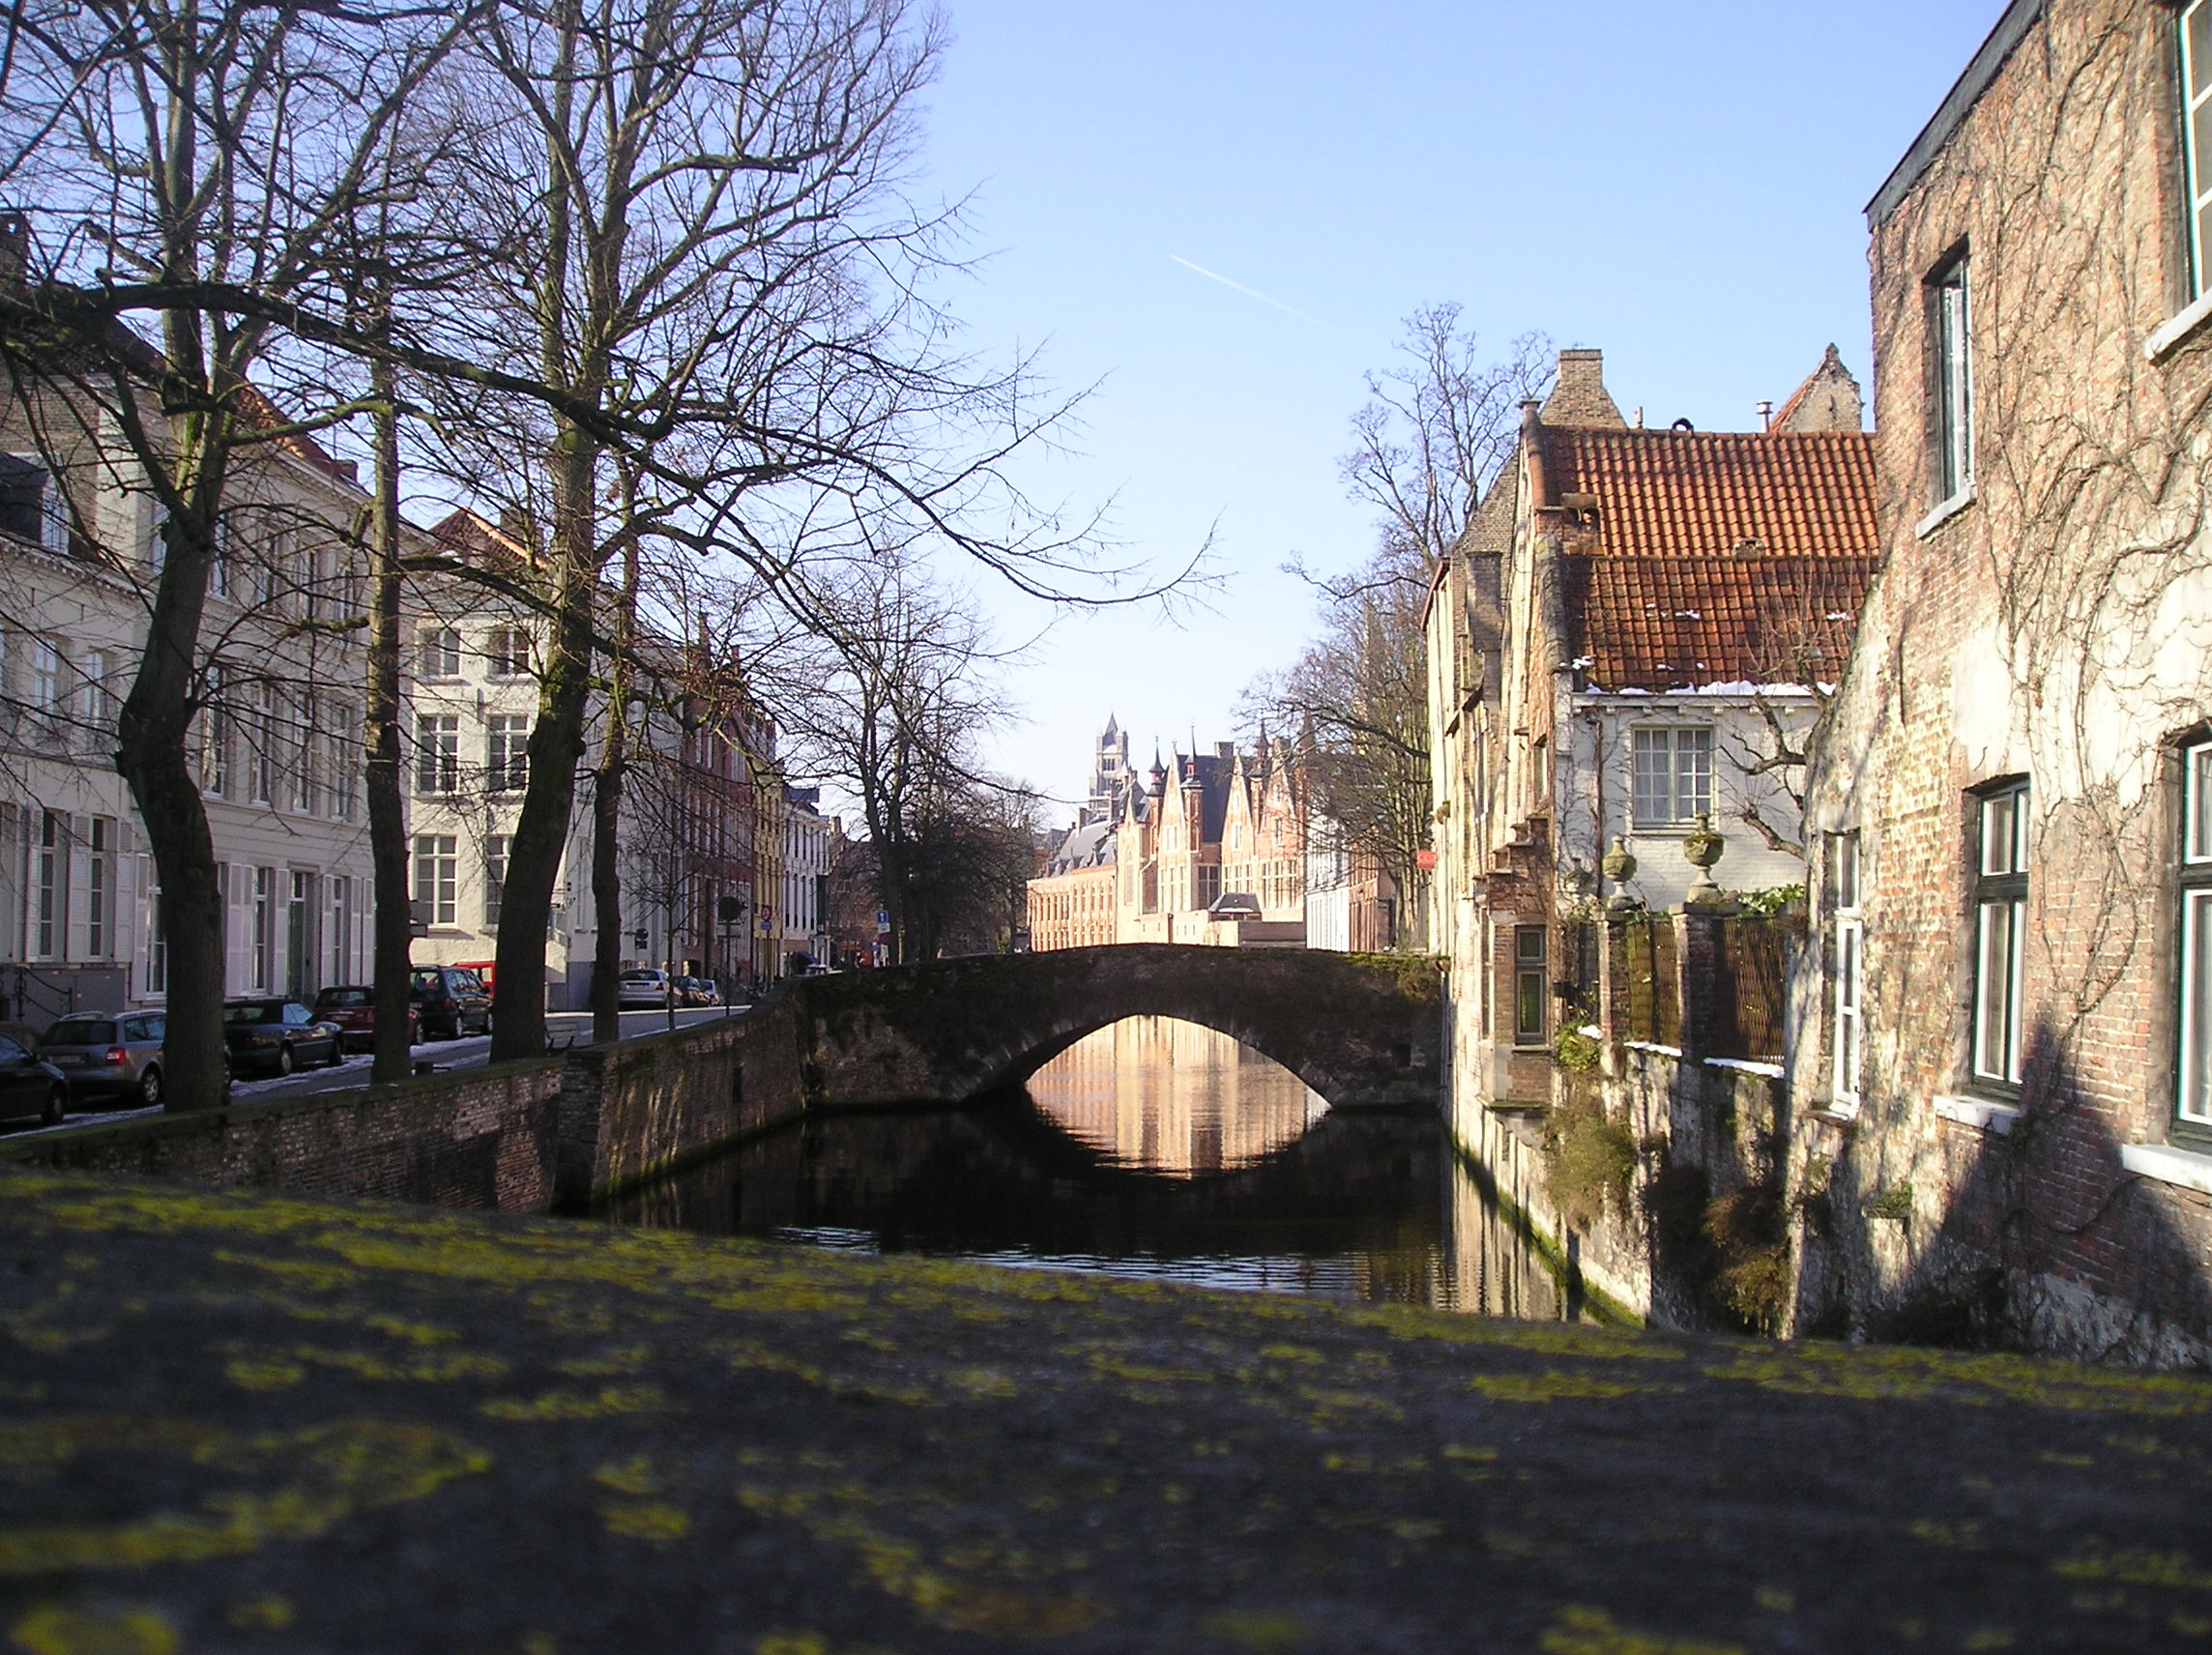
[1788,0,2212,1363]
[1027,723,1312,949]
[1425,348,1877,1119]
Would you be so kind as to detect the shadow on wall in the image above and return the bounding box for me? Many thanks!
[1791,1016,2212,1368]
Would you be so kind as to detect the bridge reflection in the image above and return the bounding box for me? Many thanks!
[1025,1016,1326,1176]
[597,1015,1614,1321]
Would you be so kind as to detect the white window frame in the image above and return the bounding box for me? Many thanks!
[2183,3,2212,301]
[2178,740,2212,1128]
[1829,830,1863,1110]
[85,816,110,959]
[484,834,508,928]
[484,626,531,678]
[416,713,459,795]
[1933,254,1974,506]
[487,714,530,794]
[34,810,63,960]
[414,834,456,928]
[1970,781,2028,1090]
[1631,726,1715,829]
[418,625,463,680]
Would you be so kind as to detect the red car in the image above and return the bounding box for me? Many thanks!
[311,986,420,1054]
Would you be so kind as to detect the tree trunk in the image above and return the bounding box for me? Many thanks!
[364,357,415,1084]
[589,536,638,1045]
[120,479,224,1112]
[488,423,597,1061]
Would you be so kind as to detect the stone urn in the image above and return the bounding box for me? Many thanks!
[1600,835,1640,912]
[1679,813,1737,914]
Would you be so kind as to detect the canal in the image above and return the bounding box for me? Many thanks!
[596,1015,1602,1321]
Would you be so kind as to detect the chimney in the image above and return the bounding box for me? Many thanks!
[1521,399,1554,510]
[1540,348,1627,429]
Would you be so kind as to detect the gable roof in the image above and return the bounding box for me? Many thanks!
[1566,554,1876,691]
[1547,428,1879,560]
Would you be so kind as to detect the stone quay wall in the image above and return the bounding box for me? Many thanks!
[8,1058,569,1209]
[4,998,816,1213]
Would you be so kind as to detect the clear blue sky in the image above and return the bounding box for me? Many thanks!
[911,0,2007,822]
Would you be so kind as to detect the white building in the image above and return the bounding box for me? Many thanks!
[782,784,830,967]
[0,393,376,1031]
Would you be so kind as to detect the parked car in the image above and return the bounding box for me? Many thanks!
[38,1011,167,1108]
[221,1000,343,1077]
[311,986,420,1054]
[616,969,674,1009]
[673,974,719,1007]
[0,1034,69,1125]
[409,965,492,1039]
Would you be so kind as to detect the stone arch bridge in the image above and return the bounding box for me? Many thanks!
[790,944,1442,1112]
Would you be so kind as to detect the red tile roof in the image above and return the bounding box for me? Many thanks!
[1536,424,1880,691]
[1547,428,1878,560]
[1566,554,1877,691]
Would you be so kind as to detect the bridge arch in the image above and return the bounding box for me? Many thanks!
[791,944,1441,1114]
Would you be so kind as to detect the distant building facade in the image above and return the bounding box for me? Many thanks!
[1030,725,1311,949]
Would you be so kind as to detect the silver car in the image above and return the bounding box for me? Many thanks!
[39,1010,167,1109]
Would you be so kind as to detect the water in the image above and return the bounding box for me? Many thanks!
[595,1015,1601,1320]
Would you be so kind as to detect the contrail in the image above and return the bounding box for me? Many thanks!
[1169,255,1325,327]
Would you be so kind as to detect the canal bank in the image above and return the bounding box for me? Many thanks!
[5,1164,2211,1653]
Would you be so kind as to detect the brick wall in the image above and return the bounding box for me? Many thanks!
[1788,0,2212,1364]
[9,1059,568,1209]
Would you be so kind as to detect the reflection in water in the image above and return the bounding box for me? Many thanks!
[1027,1017,1327,1175]
[595,1015,1603,1321]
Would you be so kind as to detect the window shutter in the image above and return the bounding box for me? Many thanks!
[60,815,91,962]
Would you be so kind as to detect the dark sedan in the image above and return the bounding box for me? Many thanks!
[313,986,420,1054]
[221,999,343,1077]
[0,1034,69,1125]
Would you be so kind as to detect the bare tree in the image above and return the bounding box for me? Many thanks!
[775,557,1019,963]
[0,1,475,1108]
[1247,313,1551,948]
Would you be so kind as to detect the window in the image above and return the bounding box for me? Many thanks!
[484,834,508,928]
[414,834,456,927]
[252,866,273,991]
[85,817,110,958]
[1632,727,1714,828]
[2183,3,2212,300]
[417,625,462,680]
[142,866,166,996]
[1514,925,1548,1046]
[251,685,276,803]
[286,871,314,999]
[200,669,229,796]
[79,650,115,753]
[1830,830,1863,1109]
[416,713,459,794]
[2178,740,2212,1130]
[327,876,352,985]
[487,714,530,793]
[484,626,531,678]
[0,454,65,552]
[34,811,62,959]
[291,693,319,815]
[1970,780,2028,1089]
[31,639,60,720]
[1932,253,1973,504]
